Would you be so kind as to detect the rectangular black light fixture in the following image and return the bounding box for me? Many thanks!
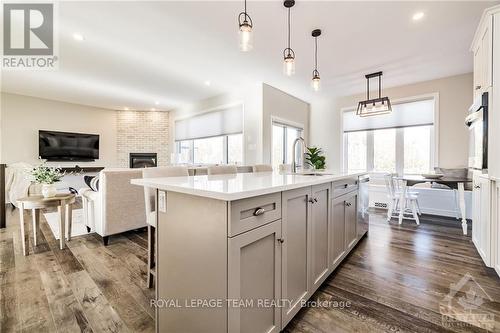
[356,71,392,117]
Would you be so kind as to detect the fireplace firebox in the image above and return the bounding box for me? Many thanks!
[130,153,157,168]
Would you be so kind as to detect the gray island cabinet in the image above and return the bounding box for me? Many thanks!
[132,172,368,333]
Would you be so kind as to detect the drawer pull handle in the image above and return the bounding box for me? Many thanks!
[314,198,318,203]
[253,208,266,216]
[277,238,285,244]
[308,198,315,203]
[475,85,482,90]
[344,184,348,188]
[345,202,352,207]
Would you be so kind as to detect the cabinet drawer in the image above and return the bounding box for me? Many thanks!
[332,178,358,198]
[229,193,281,237]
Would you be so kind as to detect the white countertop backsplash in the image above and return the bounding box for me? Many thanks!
[131,171,366,201]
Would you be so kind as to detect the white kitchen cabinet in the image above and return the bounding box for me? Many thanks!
[493,181,500,276]
[228,220,282,333]
[472,15,493,98]
[472,173,492,266]
[281,187,312,327]
[491,12,500,180]
[310,183,331,291]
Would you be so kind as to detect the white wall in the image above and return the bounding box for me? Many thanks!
[310,73,473,172]
[262,83,310,164]
[0,92,118,167]
[170,84,263,165]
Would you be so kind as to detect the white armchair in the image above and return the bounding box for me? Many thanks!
[80,169,147,245]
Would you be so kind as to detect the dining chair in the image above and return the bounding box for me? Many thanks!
[384,174,420,225]
[207,165,238,175]
[142,166,189,288]
[252,164,273,172]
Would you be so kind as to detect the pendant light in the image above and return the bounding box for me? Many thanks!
[356,71,392,117]
[238,0,253,52]
[283,0,295,76]
[311,29,321,91]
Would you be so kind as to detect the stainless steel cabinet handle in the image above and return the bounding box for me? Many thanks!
[253,207,266,216]
[475,85,482,90]
[345,202,352,207]
[314,198,318,203]
[308,198,315,203]
[474,185,481,189]
[277,238,284,244]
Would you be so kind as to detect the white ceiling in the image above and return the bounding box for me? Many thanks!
[1,1,497,111]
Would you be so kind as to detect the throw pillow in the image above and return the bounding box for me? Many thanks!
[84,175,100,192]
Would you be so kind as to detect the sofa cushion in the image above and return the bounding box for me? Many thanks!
[84,175,100,191]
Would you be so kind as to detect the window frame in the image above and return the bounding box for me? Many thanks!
[175,133,243,165]
[341,93,439,175]
[271,119,304,165]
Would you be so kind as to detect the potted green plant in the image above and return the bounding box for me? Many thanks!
[305,146,326,170]
[27,162,65,198]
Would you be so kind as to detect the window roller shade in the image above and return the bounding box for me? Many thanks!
[343,98,434,132]
[175,104,243,141]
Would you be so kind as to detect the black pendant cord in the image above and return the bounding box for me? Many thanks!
[287,8,291,51]
[378,75,381,99]
[315,37,319,72]
[244,0,246,14]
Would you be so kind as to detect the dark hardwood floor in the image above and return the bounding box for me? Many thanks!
[1,204,499,332]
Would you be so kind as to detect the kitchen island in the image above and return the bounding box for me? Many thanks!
[132,171,369,333]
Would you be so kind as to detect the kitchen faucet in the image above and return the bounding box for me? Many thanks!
[292,137,306,173]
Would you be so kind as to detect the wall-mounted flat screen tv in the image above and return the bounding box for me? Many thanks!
[39,130,99,161]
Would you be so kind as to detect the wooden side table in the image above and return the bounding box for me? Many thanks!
[17,193,76,255]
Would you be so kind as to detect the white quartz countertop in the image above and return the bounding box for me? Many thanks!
[131,171,366,201]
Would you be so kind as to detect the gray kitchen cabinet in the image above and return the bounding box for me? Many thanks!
[228,219,282,333]
[310,183,331,290]
[330,195,346,269]
[330,189,358,269]
[345,192,358,251]
[281,186,312,328]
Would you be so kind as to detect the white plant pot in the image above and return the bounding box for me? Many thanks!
[41,184,57,198]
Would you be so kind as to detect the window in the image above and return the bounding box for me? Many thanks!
[346,131,367,173]
[272,122,303,167]
[176,133,243,165]
[373,128,396,172]
[404,125,431,174]
[174,104,244,165]
[343,98,435,175]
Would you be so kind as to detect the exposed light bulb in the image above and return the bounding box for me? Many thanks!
[239,22,253,52]
[284,56,295,76]
[311,76,320,92]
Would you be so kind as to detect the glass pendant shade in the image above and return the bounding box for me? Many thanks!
[239,21,253,51]
[311,74,320,91]
[356,97,392,117]
[284,55,295,76]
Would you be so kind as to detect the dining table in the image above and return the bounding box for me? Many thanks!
[395,175,472,235]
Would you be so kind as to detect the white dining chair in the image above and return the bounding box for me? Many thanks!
[207,165,238,175]
[384,174,421,225]
[142,166,189,288]
[252,164,273,172]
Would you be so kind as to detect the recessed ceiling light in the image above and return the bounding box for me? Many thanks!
[204,80,211,86]
[72,33,84,41]
[155,101,160,105]
[412,12,424,21]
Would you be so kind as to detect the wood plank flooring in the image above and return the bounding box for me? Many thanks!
[1,204,499,332]
[285,212,500,333]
